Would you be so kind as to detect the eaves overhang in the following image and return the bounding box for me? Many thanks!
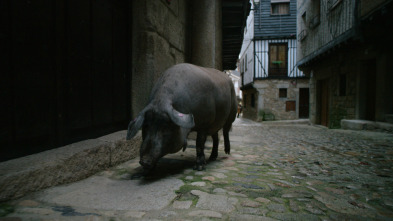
[253,34,296,41]
[222,0,251,70]
[297,29,355,69]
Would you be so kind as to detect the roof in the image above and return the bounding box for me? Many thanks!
[222,0,251,70]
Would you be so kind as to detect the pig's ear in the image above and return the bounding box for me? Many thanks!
[170,108,195,129]
[126,105,150,140]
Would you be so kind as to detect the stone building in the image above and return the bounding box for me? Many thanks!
[239,0,309,121]
[297,0,393,128]
[0,0,250,161]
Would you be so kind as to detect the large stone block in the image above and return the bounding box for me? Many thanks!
[0,131,141,202]
[132,30,178,115]
[98,131,140,165]
[340,119,392,131]
[341,119,367,130]
[132,0,188,116]
[145,0,186,51]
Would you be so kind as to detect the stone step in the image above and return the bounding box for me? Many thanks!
[341,119,393,132]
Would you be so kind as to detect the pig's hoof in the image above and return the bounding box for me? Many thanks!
[193,164,205,171]
[208,155,217,161]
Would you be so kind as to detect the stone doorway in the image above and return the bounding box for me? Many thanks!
[299,88,309,119]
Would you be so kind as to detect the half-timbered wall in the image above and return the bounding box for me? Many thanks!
[239,4,255,87]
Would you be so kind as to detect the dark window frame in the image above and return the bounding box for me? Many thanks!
[271,2,290,15]
[269,43,288,77]
[279,88,287,98]
[286,100,296,112]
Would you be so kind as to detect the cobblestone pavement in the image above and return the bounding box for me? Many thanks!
[3,118,393,220]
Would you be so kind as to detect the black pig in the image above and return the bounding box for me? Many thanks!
[126,63,237,171]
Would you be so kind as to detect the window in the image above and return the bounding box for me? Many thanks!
[269,43,288,77]
[271,2,289,15]
[302,11,307,23]
[286,101,296,111]
[279,88,287,98]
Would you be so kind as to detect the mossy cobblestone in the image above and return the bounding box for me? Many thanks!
[3,118,393,220]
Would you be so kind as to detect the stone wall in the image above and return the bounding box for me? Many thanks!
[242,79,310,121]
[131,0,191,117]
[131,0,223,118]
[307,49,358,128]
[258,79,309,121]
[329,70,357,128]
[242,88,259,121]
[307,42,393,127]
[299,1,393,127]
[309,74,317,124]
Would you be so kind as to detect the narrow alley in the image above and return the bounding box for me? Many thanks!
[4,118,393,220]
[2,1,393,220]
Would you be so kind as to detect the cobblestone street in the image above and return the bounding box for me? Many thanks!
[4,118,393,220]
